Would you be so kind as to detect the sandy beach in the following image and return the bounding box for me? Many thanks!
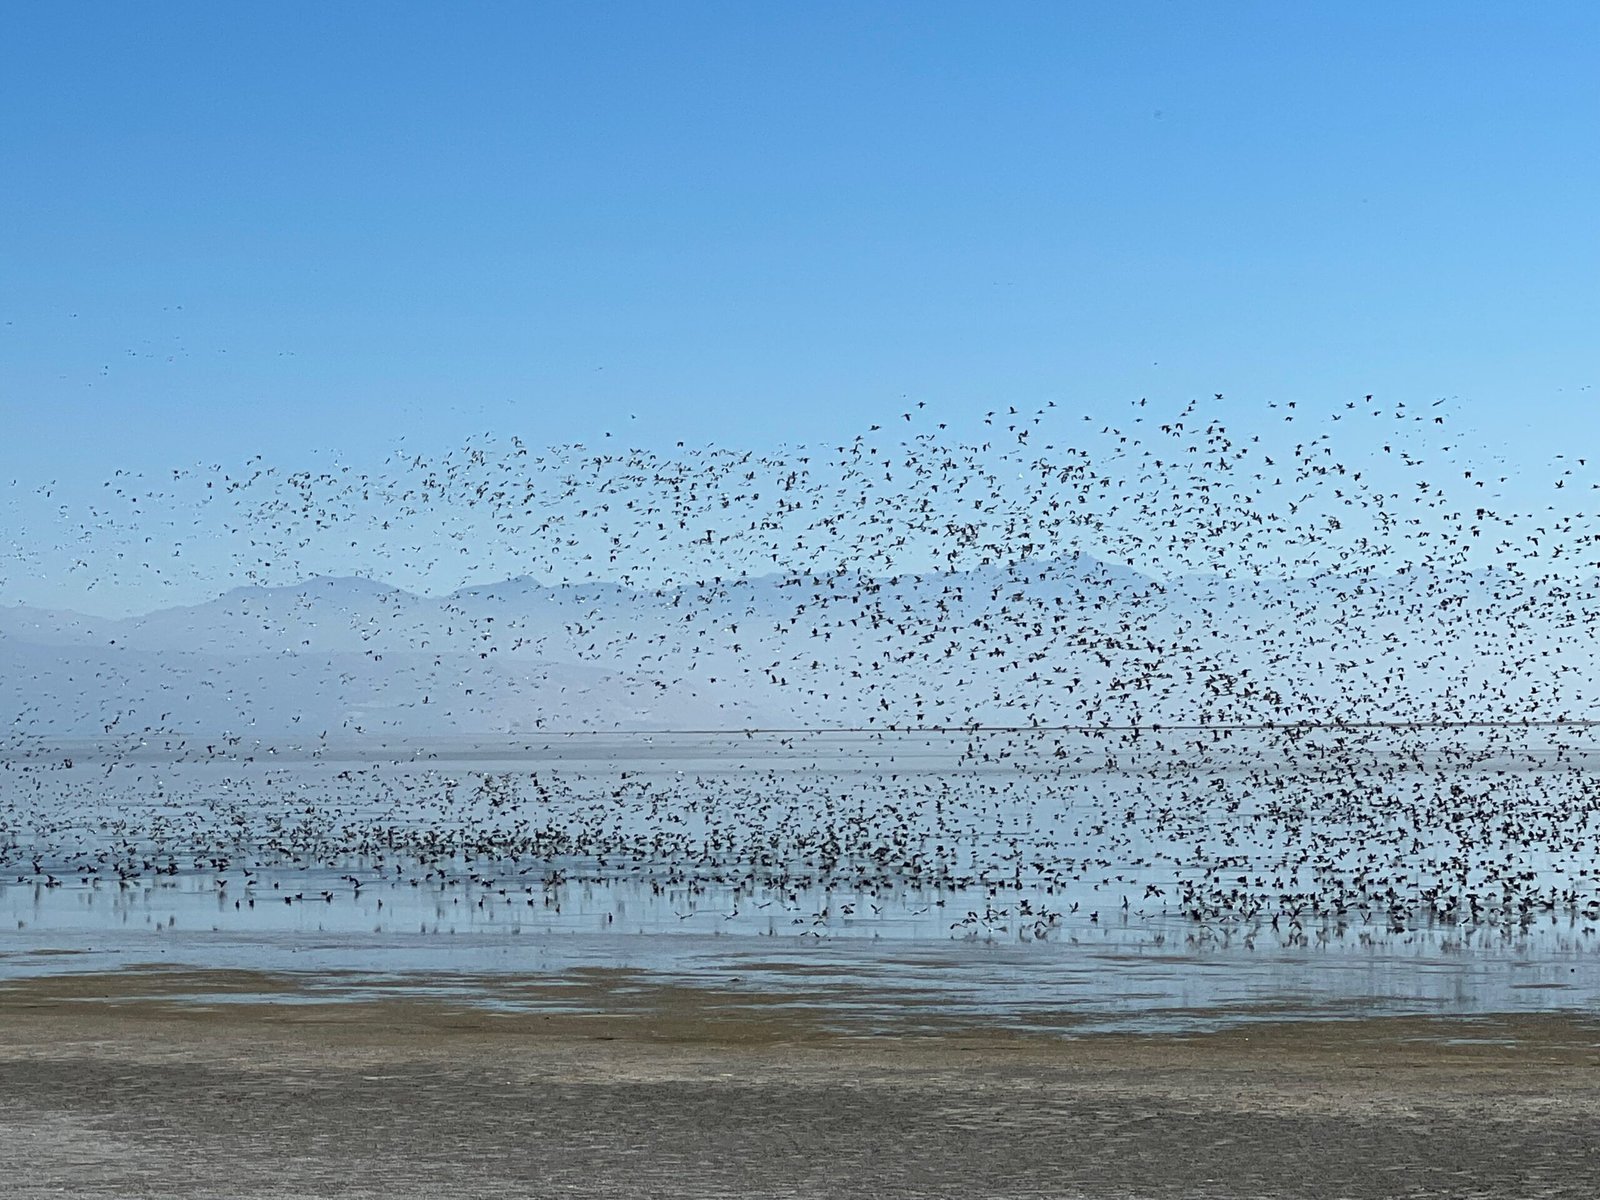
[1,970,1598,1198]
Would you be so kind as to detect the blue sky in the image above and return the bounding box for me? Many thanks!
[3,2,1597,611]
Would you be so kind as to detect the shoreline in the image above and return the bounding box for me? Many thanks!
[6,963,1600,1064]
[3,969,1600,1197]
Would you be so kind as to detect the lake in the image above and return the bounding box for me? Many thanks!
[5,727,1600,1033]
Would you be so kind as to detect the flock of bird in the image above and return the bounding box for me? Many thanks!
[5,393,1600,946]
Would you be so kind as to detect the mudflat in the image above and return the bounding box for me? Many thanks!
[1,970,1599,1198]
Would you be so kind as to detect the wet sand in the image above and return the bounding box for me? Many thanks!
[1,971,1599,1197]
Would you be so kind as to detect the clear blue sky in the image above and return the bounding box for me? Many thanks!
[2,2,1597,610]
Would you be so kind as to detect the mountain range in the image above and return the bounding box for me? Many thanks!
[3,555,1596,742]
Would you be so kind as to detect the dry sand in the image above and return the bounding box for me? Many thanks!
[1,969,1599,1198]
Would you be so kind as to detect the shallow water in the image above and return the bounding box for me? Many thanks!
[5,729,1600,1032]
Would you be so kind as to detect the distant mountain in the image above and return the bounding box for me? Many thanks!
[3,555,1596,740]
[0,604,111,647]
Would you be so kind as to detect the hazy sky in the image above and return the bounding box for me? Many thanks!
[3,2,1597,611]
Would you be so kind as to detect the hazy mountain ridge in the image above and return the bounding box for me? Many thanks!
[3,555,1596,739]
